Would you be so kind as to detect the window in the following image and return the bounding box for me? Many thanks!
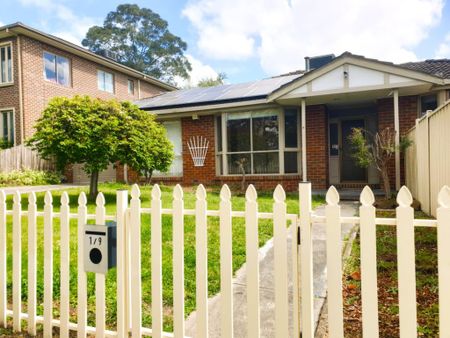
[154,121,183,177]
[0,44,13,84]
[128,80,135,95]
[420,94,437,116]
[217,108,300,175]
[97,70,114,93]
[43,52,70,86]
[0,110,14,144]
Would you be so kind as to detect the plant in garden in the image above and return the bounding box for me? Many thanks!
[115,102,174,184]
[0,139,13,149]
[27,96,173,199]
[349,127,411,198]
[0,169,60,186]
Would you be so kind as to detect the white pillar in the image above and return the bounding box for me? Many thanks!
[394,89,400,191]
[301,99,307,182]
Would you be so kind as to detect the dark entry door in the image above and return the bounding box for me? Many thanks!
[341,119,366,182]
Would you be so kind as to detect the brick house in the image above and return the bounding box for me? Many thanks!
[138,53,450,191]
[0,22,174,182]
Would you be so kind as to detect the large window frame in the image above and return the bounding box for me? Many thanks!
[43,51,71,86]
[0,108,15,145]
[216,108,301,176]
[153,120,183,177]
[97,69,115,93]
[0,42,13,86]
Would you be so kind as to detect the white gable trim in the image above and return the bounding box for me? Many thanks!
[269,55,445,101]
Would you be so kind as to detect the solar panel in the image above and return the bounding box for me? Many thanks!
[137,74,300,110]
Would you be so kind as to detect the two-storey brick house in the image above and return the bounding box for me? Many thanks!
[0,22,174,182]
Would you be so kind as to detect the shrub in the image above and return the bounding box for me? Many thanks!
[0,139,13,150]
[0,170,60,187]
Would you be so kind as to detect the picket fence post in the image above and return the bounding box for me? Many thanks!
[130,184,142,337]
[245,184,260,337]
[273,185,289,338]
[12,192,21,332]
[151,184,163,338]
[359,186,379,337]
[0,190,5,328]
[43,191,53,337]
[28,192,37,335]
[173,185,185,338]
[60,192,70,338]
[437,186,450,337]
[299,182,314,338]
[325,186,344,338]
[95,193,106,337]
[116,189,129,338]
[196,184,208,338]
[77,192,88,338]
[396,186,417,338]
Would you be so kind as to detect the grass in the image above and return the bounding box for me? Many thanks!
[1,182,325,333]
[342,209,438,337]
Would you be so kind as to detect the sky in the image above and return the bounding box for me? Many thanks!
[1,0,450,86]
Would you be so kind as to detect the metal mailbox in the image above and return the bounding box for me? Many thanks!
[84,222,117,274]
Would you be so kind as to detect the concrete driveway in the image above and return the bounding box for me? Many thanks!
[185,201,359,338]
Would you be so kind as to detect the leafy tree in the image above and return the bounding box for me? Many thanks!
[82,4,191,84]
[197,72,227,87]
[349,127,411,199]
[27,96,174,199]
[115,102,174,184]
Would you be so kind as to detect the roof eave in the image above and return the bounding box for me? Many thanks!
[0,22,176,91]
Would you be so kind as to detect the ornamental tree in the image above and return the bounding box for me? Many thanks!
[27,96,173,199]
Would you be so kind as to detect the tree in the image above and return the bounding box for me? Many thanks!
[197,72,227,87]
[349,127,411,199]
[82,4,191,84]
[115,102,174,184]
[27,96,174,199]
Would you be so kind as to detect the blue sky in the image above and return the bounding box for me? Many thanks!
[1,0,450,85]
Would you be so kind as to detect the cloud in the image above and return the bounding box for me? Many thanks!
[435,33,450,58]
[18,0,100,45]
[183,0,444,75]
[174,54,219,88]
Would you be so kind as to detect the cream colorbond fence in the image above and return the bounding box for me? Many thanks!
[406,100,450,216]
[1,183,450,337]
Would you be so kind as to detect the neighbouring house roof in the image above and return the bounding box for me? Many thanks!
[138,52,450,113]
[0,22,176,91]
[137,74,300,111]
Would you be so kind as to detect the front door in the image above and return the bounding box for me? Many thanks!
[341,119,366,182]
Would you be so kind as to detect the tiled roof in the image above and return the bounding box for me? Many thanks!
[400,59,450,79]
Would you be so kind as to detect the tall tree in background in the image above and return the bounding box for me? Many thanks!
[197,72,227,87]
[82,4,191,84]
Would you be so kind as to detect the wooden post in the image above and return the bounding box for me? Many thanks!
[95,193,106,337]
[151,185,163,338]
[77,192,88,337]
[12,192,21,332]
[173,185,185,338]
[130,184,142,337]
[28,192,37,335]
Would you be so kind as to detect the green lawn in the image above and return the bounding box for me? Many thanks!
[2,183,324,333]
[343,210,438,337]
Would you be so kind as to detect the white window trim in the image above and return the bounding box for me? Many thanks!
[216,108,302,176]
[153,120,183,177]
[97,69,115,93]
[42,50,71,87]
[0,42,14,87]
[0,108,16,145]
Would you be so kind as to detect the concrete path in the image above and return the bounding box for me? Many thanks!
[1,184,86,195]
[185,201,359,338]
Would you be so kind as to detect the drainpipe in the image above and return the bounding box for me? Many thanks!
[17,35,24,144]
[393,89,400,191]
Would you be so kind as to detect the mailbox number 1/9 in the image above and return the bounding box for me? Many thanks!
[89,236,102,246]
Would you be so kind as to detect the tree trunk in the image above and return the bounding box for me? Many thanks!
[89,171,99,200]
[380,167,391,199]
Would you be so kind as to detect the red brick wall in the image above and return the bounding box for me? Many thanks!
[377,95,418,189]
[306,105,328,189]
[19,36,166,139]
[0,37,21,145]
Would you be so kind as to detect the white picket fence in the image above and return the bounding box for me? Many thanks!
[0,182,449,338]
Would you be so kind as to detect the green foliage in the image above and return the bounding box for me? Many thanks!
[27,96,123,175]
[348,128,372,168]
[0,169,60,186]
[82,4,191,84]
[115,102,174,182]
[197,72,227,87]
[0,139,13,150]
